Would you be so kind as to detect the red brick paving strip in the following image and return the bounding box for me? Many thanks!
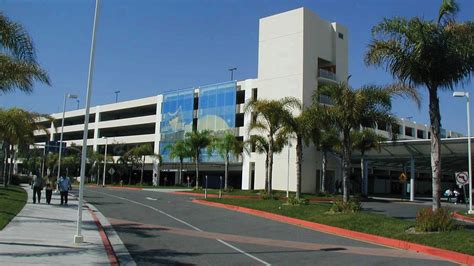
[193,199,474,265]
[87,206,119,266]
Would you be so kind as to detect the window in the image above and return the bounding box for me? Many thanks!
[417,129,425,139]
[236,90,245,104]
[338,32,344,39]
[405,127,413,137]
[252,88,258,101]
[235,113,244,127]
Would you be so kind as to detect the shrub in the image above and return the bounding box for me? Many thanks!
[287,196,309,206]
[260,192,281,200]
[415,208,455,232]
[224,186,234,192]
[329,198,362,213]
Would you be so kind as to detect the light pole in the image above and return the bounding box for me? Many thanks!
[102,136,108,187]
[75,0,100,244]
[228,67,237,81]
[114,90,120,103]
[57,93,78,184]
[453,91,473,214]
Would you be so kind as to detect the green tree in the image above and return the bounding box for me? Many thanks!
[365,0,474,210]
[212,132,246,190]
[0,12,50,94]
[351,129,386,196]
[315,83,417,202]
[166,140,190,185]
[185,130,212,189]
[124,144,153,185]
[0,108,50,186]
[244,98,300,195]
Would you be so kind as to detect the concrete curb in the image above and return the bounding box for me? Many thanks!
[86,202,137,266]
[453,212,474,223]
[87,185,142,191]
[193,199,474,265]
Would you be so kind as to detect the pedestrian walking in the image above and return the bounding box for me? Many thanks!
[58,175,71,206]
[444,188,453,203]
[31,173,43,204]
[45,182,53,205]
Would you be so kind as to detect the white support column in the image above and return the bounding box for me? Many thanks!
[50,121,55,141]
[93,106,100,152]
[153,95,163,184]
[410,156,415,201]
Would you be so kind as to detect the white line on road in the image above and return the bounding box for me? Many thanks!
[90,190,271,266]
[145,197,157,201]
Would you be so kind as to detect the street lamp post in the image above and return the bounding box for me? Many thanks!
[228,67,237,81]
[114,90,120,103]
[102,137,108,187]
[75,0,100,244]
[453,91,473,215]
[57,93,78,185]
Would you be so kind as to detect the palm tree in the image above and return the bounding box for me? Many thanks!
[166,140,190,185]
[153,153,163,187]
[212,132,246,190]
[351,129,385,196]
[244,97,300,195]
[314,82,417,202]
[365,0,474,210]
[280,100,316,199]
[124,144,153,185]
[0,108,50,187]
[0,12,50,94]
[185,130,212,189]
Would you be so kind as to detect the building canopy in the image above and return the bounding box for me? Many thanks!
[351,137,472,173]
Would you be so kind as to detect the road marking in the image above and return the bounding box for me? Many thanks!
[89,190,271,265]
[145,197,157,201]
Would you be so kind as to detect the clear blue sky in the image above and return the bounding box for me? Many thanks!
[1,0,473,134]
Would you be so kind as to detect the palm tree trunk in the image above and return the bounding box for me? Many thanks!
[224,156,229,190]
[6,145,11,186]
[361,153,366,196]
[3,142,8,188]
[8,147,14,185]
[429,88,442,211]
[179,159,183,185]
[295,136,302,199]
[342,131,351,203]
[264,155,269,193]
[268,148,274,195]
[195,155,199,189]
[140,156,145,185]
[321,150,327,192]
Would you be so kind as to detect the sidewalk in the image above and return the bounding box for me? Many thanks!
[0,185,131,265]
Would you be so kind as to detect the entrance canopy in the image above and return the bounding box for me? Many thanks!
[351,137,472,173]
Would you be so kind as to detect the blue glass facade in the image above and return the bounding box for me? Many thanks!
[198,81,236,132]
[198,81,237,162]
[159,81,237,163]
[159,88,194,162]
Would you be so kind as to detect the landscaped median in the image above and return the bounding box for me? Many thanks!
[194,198,474,265]
[0,185,27,230]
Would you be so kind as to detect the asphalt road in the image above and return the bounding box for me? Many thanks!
[83,187,457,266]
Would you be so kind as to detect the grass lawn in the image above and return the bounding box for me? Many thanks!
[206,198,474,256]
[0,186,27,230]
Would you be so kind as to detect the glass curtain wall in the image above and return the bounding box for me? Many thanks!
[159,89,194,162]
